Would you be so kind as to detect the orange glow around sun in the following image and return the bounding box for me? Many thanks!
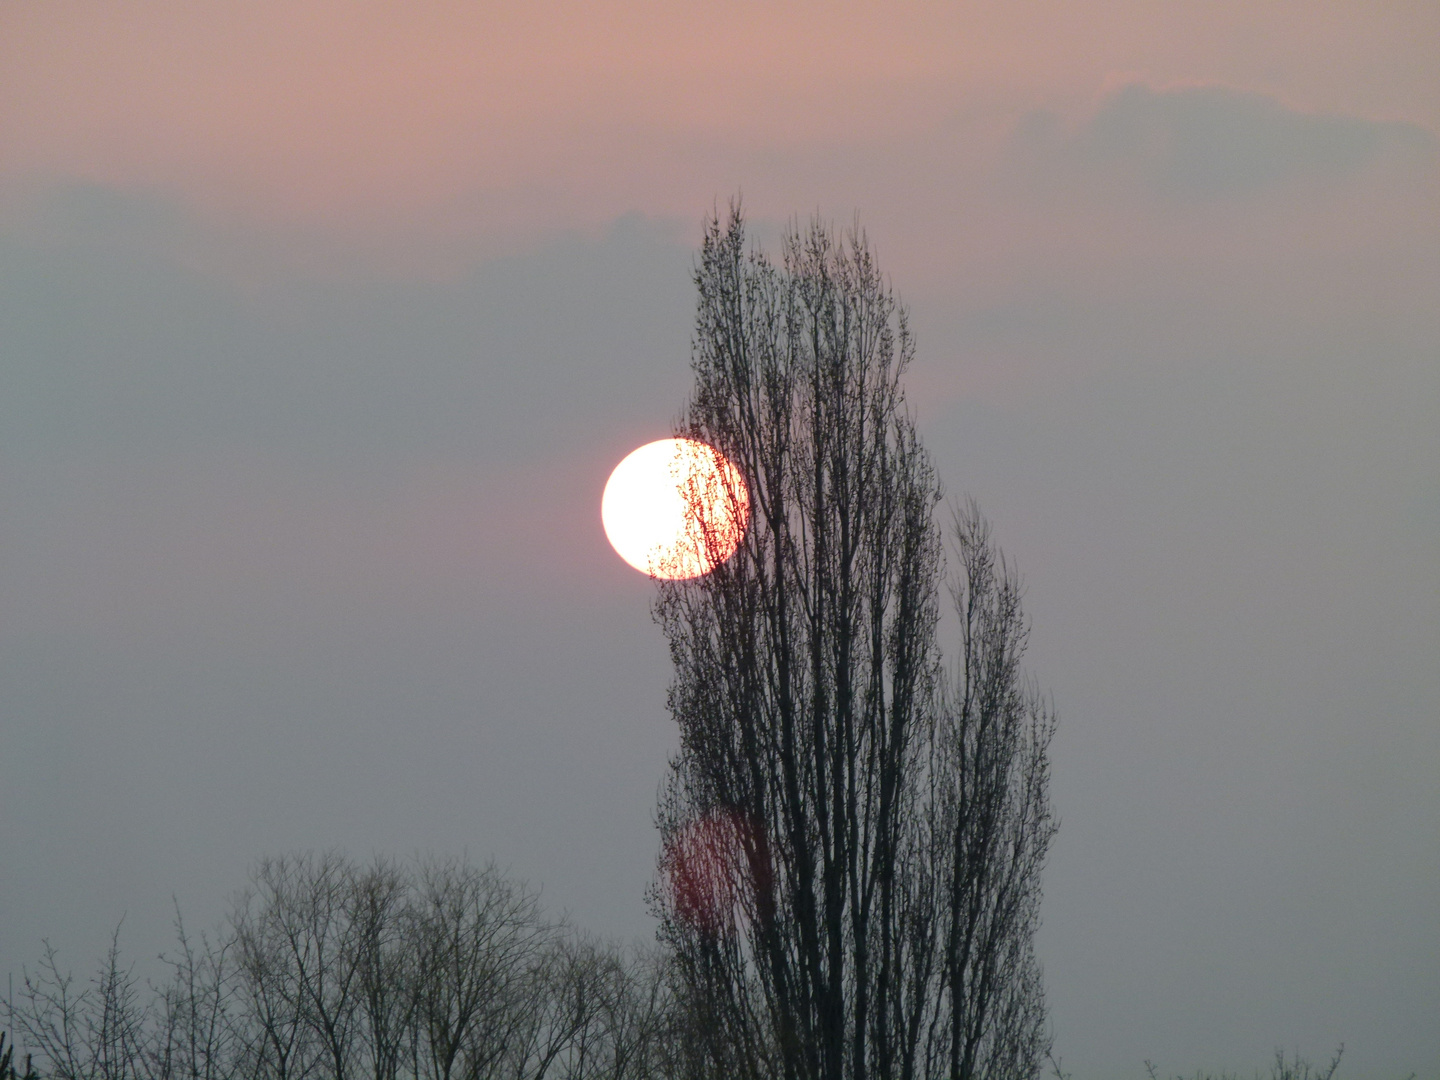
[601,438,748,579]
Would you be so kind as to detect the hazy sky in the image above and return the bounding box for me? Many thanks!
[2,4,1437,1077]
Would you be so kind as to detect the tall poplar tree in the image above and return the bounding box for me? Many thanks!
[652,206,1057,1080]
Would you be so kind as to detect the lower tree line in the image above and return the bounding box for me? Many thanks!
[1,877,1361,1080]
[10,853,678,1080]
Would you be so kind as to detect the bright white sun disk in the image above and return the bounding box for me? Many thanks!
[602,438,748,579]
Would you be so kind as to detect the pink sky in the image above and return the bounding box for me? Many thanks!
[5,2,1436,249]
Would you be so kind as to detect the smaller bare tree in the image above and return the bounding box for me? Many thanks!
[17,926,148,1080]
[233,854,360,1080]
[150,905,238,1080]
[407,857,552,1080]
[1143,1045,1351,1080]
[347,859,415,1080]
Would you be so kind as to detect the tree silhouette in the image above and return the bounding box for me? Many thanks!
[651,206,1057,1080]
[16,854,673,1080]
[0,1032,39,1080]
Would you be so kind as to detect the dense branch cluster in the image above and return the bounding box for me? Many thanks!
[651,209,1057,1080]
[12,854,674,1080]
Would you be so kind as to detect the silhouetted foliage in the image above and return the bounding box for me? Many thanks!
[1141,1046,1372,1080]
[13,854,673,1080]
[649,206,1057,1080]
[1,1032,39,1080]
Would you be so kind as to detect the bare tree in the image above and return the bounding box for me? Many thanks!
[232,876,318,1080]
[581,946,671,1080]
[922,503,1056,1080]
[407,858,551,1080]
[512,936,672,1080]
[651,206,1057,1080]
[348,860,415,1080]
[16,927,149,1080]
[151,905,239,1080]
[504,936,605,1080]
[234,853,362,1080]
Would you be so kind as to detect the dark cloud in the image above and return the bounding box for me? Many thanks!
[1011,83,1438,200]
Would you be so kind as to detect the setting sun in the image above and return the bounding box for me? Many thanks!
[601,438,748,579]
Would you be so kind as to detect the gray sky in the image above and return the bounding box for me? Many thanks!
[1,5,1437,1077]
